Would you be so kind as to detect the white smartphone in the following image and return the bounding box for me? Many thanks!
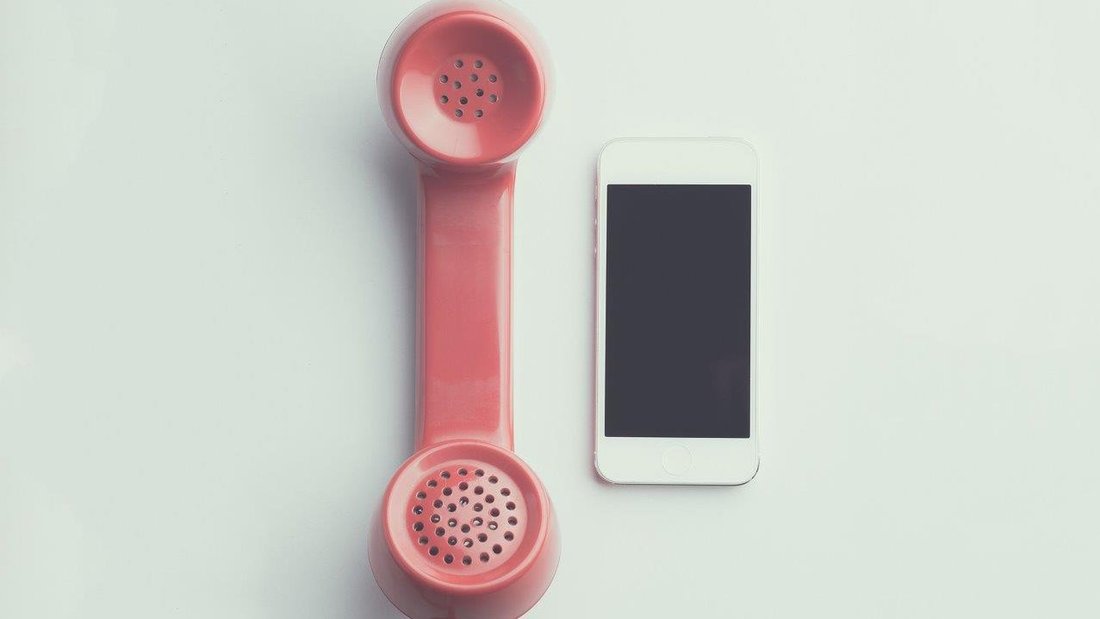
[595,138,759,485]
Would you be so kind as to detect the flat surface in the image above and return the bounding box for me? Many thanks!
[2,1,1100,617]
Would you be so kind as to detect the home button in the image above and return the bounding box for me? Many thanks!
[661,445,692,476]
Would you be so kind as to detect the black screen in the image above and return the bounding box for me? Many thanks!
[604,184,751,438]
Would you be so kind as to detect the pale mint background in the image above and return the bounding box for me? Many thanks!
[2,1,1099,617]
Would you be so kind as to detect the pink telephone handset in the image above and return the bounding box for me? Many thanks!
[368,2,559,618]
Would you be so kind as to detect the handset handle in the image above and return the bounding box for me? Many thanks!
[416,162,515,451]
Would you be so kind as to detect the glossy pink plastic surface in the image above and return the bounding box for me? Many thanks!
[418,166,516,450]
[369,2,558,618]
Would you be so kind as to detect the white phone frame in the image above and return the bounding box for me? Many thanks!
[595,137,759,485]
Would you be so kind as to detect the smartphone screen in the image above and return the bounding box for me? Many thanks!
[604,184,751,439]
